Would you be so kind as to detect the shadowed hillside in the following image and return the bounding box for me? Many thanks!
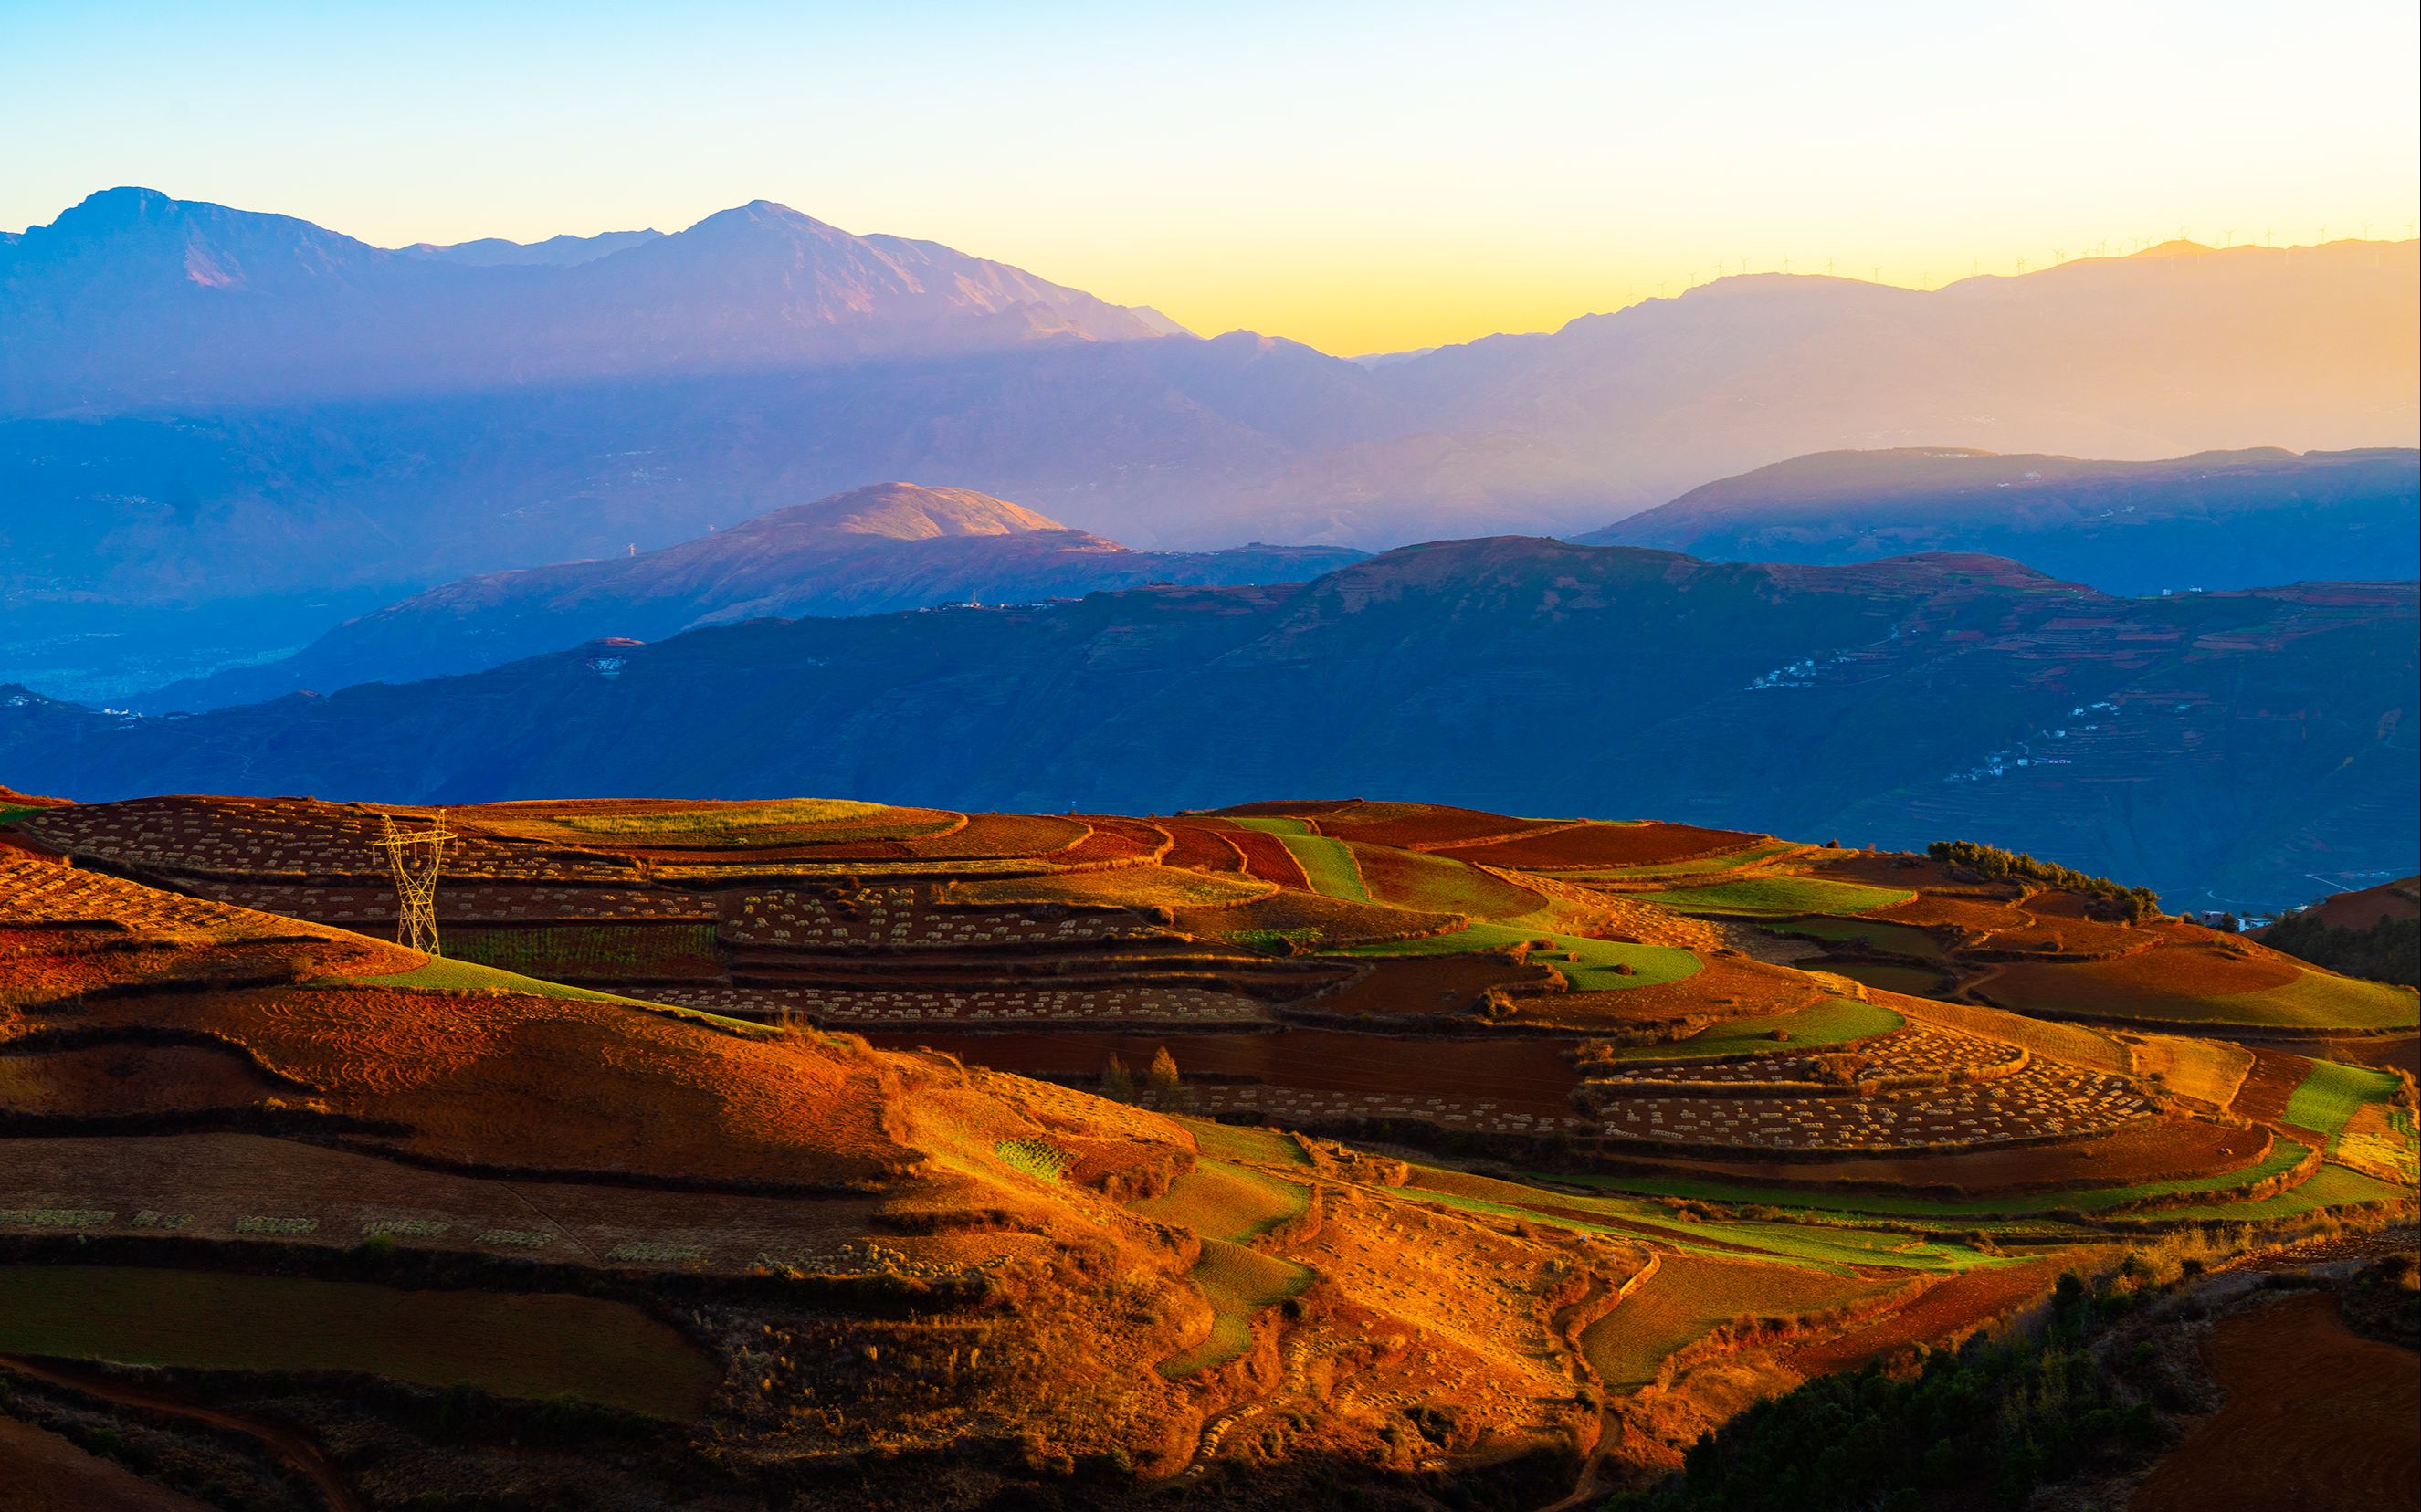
[5,540,2411,910]
[1576,446,2419,593]
[133,484,1363,710]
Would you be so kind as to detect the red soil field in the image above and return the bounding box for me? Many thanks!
[1212,825,1313,890]
[1173,888,1456,944]
[1782,1255,2073,1375]
[1351,842,1544,919]
[2131,1292,2420,1512]
[1871,892,2035,936]
[1053,816,1172,866]
[1988,943,2304,1018]
[1441,822,1763,870]
[1158,821,1245,873]
[1304,956,1557,1019]
[1304,802,1575,851]
[2292,876,2420,931]
[858,1028,1586,1120]
[2228,1048,2313,1129]
[2239,1033,2421,1076]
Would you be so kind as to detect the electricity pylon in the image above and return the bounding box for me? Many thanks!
[376,810,450,955]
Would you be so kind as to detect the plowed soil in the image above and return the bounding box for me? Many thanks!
[2229,1048,2313,1129]
[1782,1255,2074,1375]
[1442,823,1763,870]
[1305,802,1574,850]
[1216,826,1313,890]
[2131,1291,2419,1512]
[1303,956,1556,1019]
[1159,822,1245,873]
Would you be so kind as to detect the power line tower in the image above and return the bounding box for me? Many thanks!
[375,810,450,955]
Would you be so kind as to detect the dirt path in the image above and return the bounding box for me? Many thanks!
[0,1355,363,1512]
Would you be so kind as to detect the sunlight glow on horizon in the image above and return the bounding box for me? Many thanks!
[5,0,2415,355]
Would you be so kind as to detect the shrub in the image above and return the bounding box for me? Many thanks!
[1927,840,2160,920]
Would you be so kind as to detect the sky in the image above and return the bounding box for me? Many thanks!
[5,0,2416,355]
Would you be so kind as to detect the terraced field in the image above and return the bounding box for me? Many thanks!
[3,792,2412,1509]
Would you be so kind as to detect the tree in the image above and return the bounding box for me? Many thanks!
[1100,1055,1134,1102]
[1144,1045,1182,1105]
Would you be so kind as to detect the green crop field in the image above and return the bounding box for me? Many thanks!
[1159,1238,1314,1379]
[1275,834,1372,901]
[1768,916,1949,962]
[2283,1059,2405,1150]
[0,1265,717,1418]
[1637,876,1917,917]
[1588,998,1903,1062]
[1335,921,1701,989]
[1225,815,1314,836]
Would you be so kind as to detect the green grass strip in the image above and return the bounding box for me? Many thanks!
[1275,833,1371,901]
[1224,815,1314,836]
[2150,1162,2410,1223]
[329,959,773,1036]
[1333,921,1701,990]
[1539,1137,2320,1220]
[1400,1179,2001,1273]
[2283,1059,2404,1150]
[1157,1239,1314,1379]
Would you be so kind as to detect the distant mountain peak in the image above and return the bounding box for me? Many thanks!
[755,482,1071,541]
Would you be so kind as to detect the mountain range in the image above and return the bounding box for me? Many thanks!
[1577,446,2419,594]
[132,482,1363,710]
[3,190,2411,634]
[9,537,2411,911]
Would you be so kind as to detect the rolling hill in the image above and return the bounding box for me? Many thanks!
[1,788,2409,1507]
[1575,446,2420,593]
[132,483,1363,711]
[5,539,2411,911]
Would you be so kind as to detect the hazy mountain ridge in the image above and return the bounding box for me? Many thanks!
[132,483,1365,709]
[397,228,665,266]
[2,191,2413,697]
[0,188,1184,411]
[11,539,2412,909]
[1575,446,2420,593]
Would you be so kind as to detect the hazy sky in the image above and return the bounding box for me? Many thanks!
[7,0,2416,354]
